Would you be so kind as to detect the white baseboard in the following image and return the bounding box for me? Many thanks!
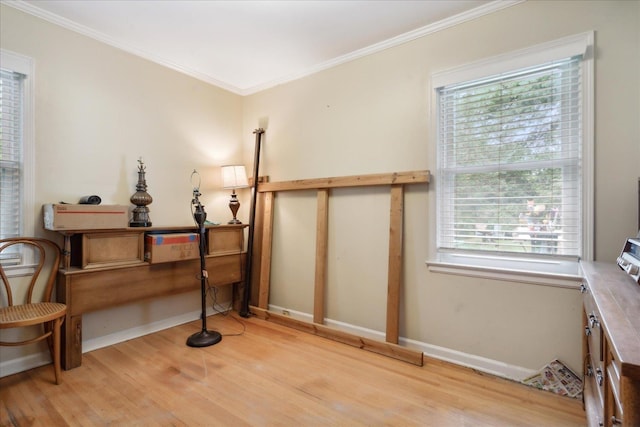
[407,339,536,381]
[268,304,537,382]
[0,306,222,378]
[83,309,204,353]
[0,352,52,379]
[2,303,536,383]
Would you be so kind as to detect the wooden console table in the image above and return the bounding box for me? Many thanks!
[55,225,246,370]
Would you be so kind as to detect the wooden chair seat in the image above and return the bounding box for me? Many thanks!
[1,302,67,328]
[1,237,66,384]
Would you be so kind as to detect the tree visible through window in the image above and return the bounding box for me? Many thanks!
[437,57,582,257]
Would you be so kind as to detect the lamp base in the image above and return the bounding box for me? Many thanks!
[186,330,222,348]
[228,191,242,225]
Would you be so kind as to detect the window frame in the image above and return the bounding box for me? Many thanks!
[1,49,36,272]
[426,32,594,287]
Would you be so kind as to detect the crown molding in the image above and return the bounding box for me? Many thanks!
[244,0,525,95]
[1,0,243,93]
[2,0,525,96]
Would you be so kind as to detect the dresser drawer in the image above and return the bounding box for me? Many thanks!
[585,345,605,410]
[584,374,604,427]
[584,294,604,363]
[606,364,623,425]
[583,285,605,412]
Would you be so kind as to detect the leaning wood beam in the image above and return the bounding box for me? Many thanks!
[258,170,429,192]
[314,189,329,324]
[250,306,424,366]
[258,191,275,309]
[386,184,404,344]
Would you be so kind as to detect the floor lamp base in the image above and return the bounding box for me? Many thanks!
[186,330,222,348]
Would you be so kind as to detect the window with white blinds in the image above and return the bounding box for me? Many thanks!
[436,57,583,258]
[430,32,595,278]
[0,68,25,242]
[1,49,34,270]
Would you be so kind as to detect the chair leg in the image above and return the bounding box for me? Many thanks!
[52,317,62,385]
[45,320,54,357]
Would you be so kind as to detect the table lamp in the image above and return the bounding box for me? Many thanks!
[221,165,249,224]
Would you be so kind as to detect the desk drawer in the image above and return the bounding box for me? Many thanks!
[208,227,243,255]
[71,232,144,269]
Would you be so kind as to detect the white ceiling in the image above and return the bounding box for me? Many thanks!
[6,0,519,95]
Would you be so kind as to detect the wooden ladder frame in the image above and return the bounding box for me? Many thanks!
[248,170,429,365]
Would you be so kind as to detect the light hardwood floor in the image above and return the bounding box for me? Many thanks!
[1,313,586,426]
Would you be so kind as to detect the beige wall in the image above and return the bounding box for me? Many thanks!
[1,0,639,380]
[0,5,243,368]
[1,6,244,227]
[242,0,640,376]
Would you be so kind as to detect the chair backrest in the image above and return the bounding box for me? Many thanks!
[0,237,61,307]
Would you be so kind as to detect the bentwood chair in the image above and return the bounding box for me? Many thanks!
[0,237,67,384]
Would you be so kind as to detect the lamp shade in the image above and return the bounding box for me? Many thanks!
[221,165,249,189]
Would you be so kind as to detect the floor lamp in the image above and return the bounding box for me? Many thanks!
[186,171,222,347]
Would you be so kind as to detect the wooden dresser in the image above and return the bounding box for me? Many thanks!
[581,261,640,426]
[55,225,246,370]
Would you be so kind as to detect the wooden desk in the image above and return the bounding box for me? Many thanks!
[55,225,246,370]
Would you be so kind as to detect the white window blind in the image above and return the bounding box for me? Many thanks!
[436,56,582,258]
[0,68,25,242]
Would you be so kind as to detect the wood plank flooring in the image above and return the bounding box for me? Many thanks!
[1,313,586,426]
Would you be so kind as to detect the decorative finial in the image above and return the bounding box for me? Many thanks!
[130,157,152,227]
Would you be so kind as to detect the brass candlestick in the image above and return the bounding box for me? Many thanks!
[130,157,153,227]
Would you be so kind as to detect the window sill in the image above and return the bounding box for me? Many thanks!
[1,264,37,278]
[426,254,583,289]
